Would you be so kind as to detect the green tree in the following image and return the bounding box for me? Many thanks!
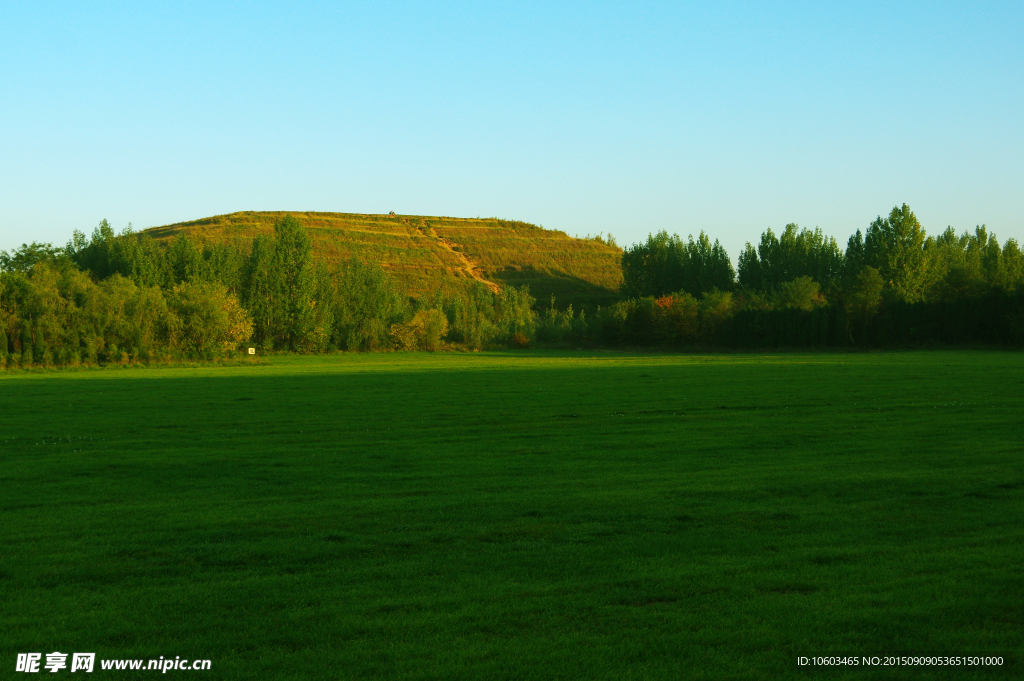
[1001,239,1024,292]
[0,242,69,274]
[846,266,884,331]
[204,242,248,294]
[1,272,31,361]
[737,243,763,290]
[242,215,318,350]
[167,233,207,284]
[698,289,736,343]
[622,230,734,298]
[67,220,169,287]
[68,220,117,278]
[843,229,866,285]
[20,322,33,365]
[113,231,168,287]
[687,232,736,296]
[243,234,280,349]
[391,308,449,351]
[274,216,317,347]
[168,281,253,357]
[438,283,498,350]
[622,231,685,298]
[864,204,934,302]
[33,319,46,364]
[495,285,537,342]
[738,224,843,292]
[652,292,700,345]
[773,276,825,311]
[332,259,408,350]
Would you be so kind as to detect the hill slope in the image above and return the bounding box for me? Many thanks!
[144,212,623,308]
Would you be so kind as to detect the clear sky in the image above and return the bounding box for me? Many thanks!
[2,1,1022,260]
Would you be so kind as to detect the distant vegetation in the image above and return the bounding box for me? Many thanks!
[143,211,624,309]
[0,216,536,367]
[602,204,1024,348]
[2,203,1022,368]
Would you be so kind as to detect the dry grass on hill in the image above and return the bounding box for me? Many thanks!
[144,212,624,308]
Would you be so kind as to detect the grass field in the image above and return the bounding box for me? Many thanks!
[2,351,1022,679]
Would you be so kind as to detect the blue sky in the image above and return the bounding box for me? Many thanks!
[2,1,1022,259]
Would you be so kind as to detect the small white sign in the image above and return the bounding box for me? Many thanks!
[248,347,256,355]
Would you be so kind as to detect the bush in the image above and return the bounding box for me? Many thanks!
[167,281,254,356]
[390,309,449,351]
[773,276,825,311]
[389,322,418,352]
[653,293,699,345]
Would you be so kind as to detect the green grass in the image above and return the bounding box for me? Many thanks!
[143,212,624,308]
[1,351,1022,679]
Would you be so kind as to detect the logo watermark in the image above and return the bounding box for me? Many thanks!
[16,653,210,673]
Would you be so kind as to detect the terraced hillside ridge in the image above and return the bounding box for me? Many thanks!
[144,212,623,308]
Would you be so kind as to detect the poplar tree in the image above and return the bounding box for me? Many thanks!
[622,230,734,298]
[244,234,282,349]
[168,233,206,284]
[738,224,843,292]
[243,215,317,349]
[20,322,33,365]
[864,204,933,302]
[273,215,316,347]
[33,320,45,363]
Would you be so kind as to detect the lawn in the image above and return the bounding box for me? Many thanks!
[1,351,1022,679]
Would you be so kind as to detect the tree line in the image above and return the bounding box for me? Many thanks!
[0,216,535,368]
[571,204,1024,347]
[2,204,1022,369]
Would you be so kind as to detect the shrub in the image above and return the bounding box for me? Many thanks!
[698,289,738,342]
[773,276,826,311]
[167,281,254,356]
[389,322,418,352]
[389,309,450,351]
[653,293,699,345]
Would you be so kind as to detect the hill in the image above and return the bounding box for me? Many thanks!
[143,212,623,309]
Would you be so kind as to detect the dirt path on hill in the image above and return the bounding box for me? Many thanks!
[414,224,501,293]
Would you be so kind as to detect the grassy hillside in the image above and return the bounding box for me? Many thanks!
[143,212,623,308]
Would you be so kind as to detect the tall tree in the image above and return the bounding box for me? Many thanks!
[1001,239,1024,292]
[167,233,207,284]
[843,229,866,285]
[864,204,934,302]
[621,231,685,298]
[242,215,317,350]
[244,234,282,349]
[738,224,843,292]
[333,259,407,350]
[272,215,316,348]
[622,230,734,298]
[0,242,68,274]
